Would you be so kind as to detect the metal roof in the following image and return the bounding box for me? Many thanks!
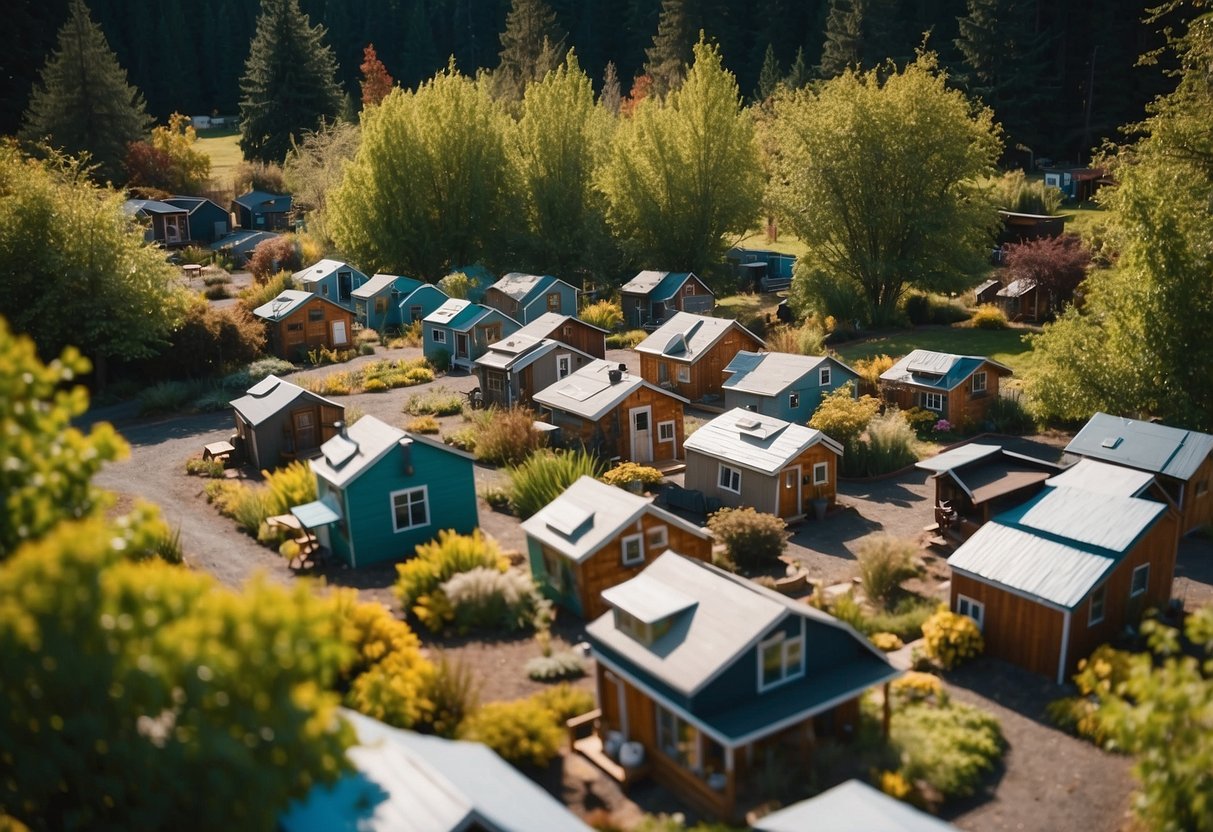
[209,230,278,255]
[425,298,471,325]
[945,459,1057,505]
[122,198,187,216]
[683,407,842,475]
[252,289,329,322]
[635,312,763,362]
[521,476,709,563]
[754,779,958,832]
[310,416,408,489]
[602,571,698,624]
[880,349,1012,391]
[974,278,1001,294]
[163,195,226,216]
[620,269,678,296]
[511,312,608,339]
[352,273,423,299]
[474,336,554,371]
[915,442,1003,472]
[1047,458,1155,497]
[1065,412,1213,481]
[280,709,593,832]
[722,350,853,396]
[229,375,340,426]
[532,359,686,421]
[290,496,341,529]
[233,190,292,211]
[488,272,562,303]
[294,259,366,286]
[1009,485,1165,553]
[996,278,1036,298]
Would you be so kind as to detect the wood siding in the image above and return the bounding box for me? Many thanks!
[878,361,1006,428]
[549,386,685,463]
[639,327,764,402]
[548,318,606,359]
[266,299,353,361]
[683,442,839,519]
[951,573,1065,680]
[1173,454,1213,534]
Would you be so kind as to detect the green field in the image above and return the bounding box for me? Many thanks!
[195,128,243,189]
[734,228,810,258]
[833,326,1041,379]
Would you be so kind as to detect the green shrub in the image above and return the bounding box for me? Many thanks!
[531,683,595,722]
[417,653,480,738]
[605,329,647,349]
[430,348,451,372]
[985,390,1036,434]
[205,461,315,538]
[262,461,317,514]
[865,595,936,641]
[435,567,552,634]
[460,698,565,768]
[471,407,547,466]
[185,457,226,478]
[406,415,441,434]
[856,534,920,609]
[356,328,380,346]
[971,304,1008,329]
[1046,644,1135,744]
[238,269,295,315]
[903,292,969,326]
[395,529,508,612]
[992,169,1062,215]
[601,461,665,489]
[891,701,1004,800]
[809,383,880,448]
[202,275,230,288]
[363,378,388,392]
[180,245,213,266]
[707,507,788,573]
[405,387,466,416]
[922,607,985,669]
[890,671,948,707]
[902,406,938,433]
[226,357,296,388]
[481,486,512,512]
[305,346,359,366]
[826,589,867,631]
[791,264,871,326]
[579,299,623,331]
[507,450,605,519]
[765,322,825,356]
[444,427,478,453]
[139,380,205,415]
[203,284,230,300]
[386,320,423,348]
[526,650,588,682]
[846,410,919,476]
[304,370,355,396]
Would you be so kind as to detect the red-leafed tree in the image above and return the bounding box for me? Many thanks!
[360,44,394,108]
[620,74,652,117]
[1003,232,1091,313]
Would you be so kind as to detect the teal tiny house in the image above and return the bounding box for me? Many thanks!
[483,273,579,324]
[293,416,479,567]
[294,259,370,309]
[352,274,448,333]
[722,351,859,422]
[423,299,520,371]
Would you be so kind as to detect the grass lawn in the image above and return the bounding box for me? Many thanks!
[196,127,243,189]
[833,325,1041,379]
[715,292,782,328]
[733,228,810,259]
[1061,202,1109,241]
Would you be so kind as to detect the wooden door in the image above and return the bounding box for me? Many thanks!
[630,406,653,462]
[455,332,469,358]
[293,409,317,450]
[779,466,802,518]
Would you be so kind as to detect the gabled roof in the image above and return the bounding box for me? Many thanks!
[253,289,347,322]
[947,485,1168,609]
[1046,458,1156,497]
[974,278,1001,295]
[915,442,1004,473]
[423,299,509,332]
[634,312,763,363]
[997,278,1036,298]
[475,335,592,373]
[754,779,958,832]
[620,270,705,301]
[164,195,227,216]
[684,407,842,475]
[230,375,340,426]
[1065,412,1213,481]
[880,349,1012,391]
[352,273,423,300]
[122,198,187,216]
[586,552,897,708]
[514,312,608,339]
[532,359,687,421]
[232,190,292,212]
[521,476,709,562]
[294,259,366,286]
[722,350,853,397]
[209,229,278,255]
[487,272,572,305]
[310,416,408,489]
[280,709,592,832]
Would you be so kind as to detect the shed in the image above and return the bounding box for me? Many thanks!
[229,375,344,470]
[122,198,190,246]
[164,196,231,244]
[422,299,520,371]
[916,442,1062,534]
[635,312,765,403]
[974,278,1001,305]
[209,230,278,267]
[482,272,579,324]
[620,270,714,329]
[722,350,858,422]
[253,290,354,360]
[231,190,292,231]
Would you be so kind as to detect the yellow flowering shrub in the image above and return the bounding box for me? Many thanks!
[870,631,905,652]
[922,607,984,669]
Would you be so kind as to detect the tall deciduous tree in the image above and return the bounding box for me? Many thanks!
[360,44,394,108]
[284,120,361,246]
[771,53,1001,325]
[493,0,567,102]
[1002,233,1090,314]
[20,0,151,183]
[511,52,614,278]
[600,60,623,114]
[0,144,192,385]
[328,64,513,279]
[239,0,343,164]
[643,0,698,99]
[600,37,763,275]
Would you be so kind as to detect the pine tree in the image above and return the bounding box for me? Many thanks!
[755,44,782,100]
[238,0,342,164]
[819,0,863,77]
[401,0,439,89]
[818,0,902,78]
[600,60,623,114]
[360,43,394,108]
[786,46,811,89]
[493,0,567,102]
[20,0,151,183]
[644,0,698,99]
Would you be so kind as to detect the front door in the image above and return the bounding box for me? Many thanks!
[630,406,653,462]
[607,671,629,739]
[455,332,469,359]
[293,409,317,450]
[331,320,348,346]
[780,465,802,518]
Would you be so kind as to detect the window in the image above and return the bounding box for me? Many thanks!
[308,307,324,322]
[481,323,502,344]
[789,392,800,409]
[557,354,571,379]
[957,595,984,629]
[542,547,564,591]
[923,391,944,412]
[621,533,644,566]
[758,630,804,691]
[813,461,829,486]
[432,328,447,344]
[486,373,504,392]
[1089,585,1106,625]
[819,367,831,386]
[972,371,987,394]
[658,420,675,443]
[658,362,670,384]
[562,324,573,337]
[374,296,388,315]
[390,486,429,532]
[546,292,562,312]
[785,470,797,489]
[684,282,695,296]
[718,464,741,494]
[321,284,330,296]
[677,365,690,383]
[410,305,423,322]
[286,322,303,332]
[656,705,701,770]
[646,525,668,551]
[1130,564,1149,598]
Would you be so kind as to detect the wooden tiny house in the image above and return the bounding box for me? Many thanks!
[253,290,354,360]
[916,443,1063,535]
[522,476,713,620]
[514,312,607,359]
[635,313,764,403]
[879,350,1013,428]
[122,199,190,247]
[229,375,344,471]
[474,335,595,409]
[620,271,714,329]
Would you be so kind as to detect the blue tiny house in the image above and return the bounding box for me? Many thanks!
[351,274,445,332]
[722,351,859,422]
[294,259,370,309]
[422,299,521,371]
[295,416,479,567]
[482,273,579,324]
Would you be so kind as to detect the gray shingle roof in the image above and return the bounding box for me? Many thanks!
[520,476,709,563]
[512,312,608,339]
[1065,412,1213,481]
[683,407,842,474]
[722,350,851,396]
[488,272,556,303]
[532,359,686,421]
[122,198,187,216]
[754,779,958,832]
[310,416,407,489]
[230,375,340,426]
[293,259,365,286]
[880,349,1012,391]
[634,312,763,362]
[997,278,1035,298]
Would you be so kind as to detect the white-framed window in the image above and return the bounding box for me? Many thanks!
[1088,585,1106,625]
[646,525,668,551]
[542,547,564,592]
[957,595,985,629]
[758,630,805,692]
[785,470,797,489]
[972,371,987,394]
[486,373,504,392]
[658,420,675,443]
[557,354,571,379]
[718,464,741,494]
[789,392,800,409]
[923,391,944,412]
[432,328,447,344]
[677,365,690,383]
[656,704,701,770]
[819,367,831,386]
[390,486,429,533]
[813,461,829,485]
[621,533,644,566]
[1130,563,1149,598]
[684,282,695,295]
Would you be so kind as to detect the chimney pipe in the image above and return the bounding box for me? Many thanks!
[607,369,622,384]
[618,363,627,374]
[334,420,347,437]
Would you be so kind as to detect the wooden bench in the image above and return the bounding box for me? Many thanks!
[203,440,235,465]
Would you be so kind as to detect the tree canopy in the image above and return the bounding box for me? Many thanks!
[20,0,150,183]
[124,113,211,195]
[644,0,699,100]
[493,0,567,103]
[771,53,1001,325]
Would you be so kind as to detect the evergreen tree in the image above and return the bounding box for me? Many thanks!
[360,43,394,107]
[818,0,902,78]
[755,43,782,100]
[644,0,698,99]
[238,0,343,164]
[601,60,623,113]
[401,0,439,89]
[786,45,812,88]
[20,0,151,183]
[493,0,567,102]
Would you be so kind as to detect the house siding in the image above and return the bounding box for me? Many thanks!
[548,387,685,463]
[265,299,354,361]
[950,572,1065,680]
[1173,454,1213,534]
[478,348,596,409]
[639,327,764,402]
[879,361,1006,428]
[550,319,606,359]
[398,285,448,327]
[238,399,343,471]
[521,283,578,323]
[684,443,838,520]
[723,363,860,422]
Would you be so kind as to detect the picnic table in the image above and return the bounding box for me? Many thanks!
[203,440,235,464]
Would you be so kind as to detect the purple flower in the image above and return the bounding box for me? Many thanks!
[934,419,952,432]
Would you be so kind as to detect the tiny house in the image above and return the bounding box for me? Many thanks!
[482,273,579,324]
[351,274,448,332]
[231,190,292,231]
[253,290,354,360]
[422,299,520,371]
[293,259,369,309]
[122,199,190,246]
[229,375,344,471]
[474,334,595,409]
[513,312,607,359]
[878,350,1012,428]
[620,271,714,329]
[164,196,231,244]
[722,351,859,422]
[635,312,764,403]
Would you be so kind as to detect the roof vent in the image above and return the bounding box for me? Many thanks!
[736,416,762,432]
[1101,436,1123,449]
[607,368,623,384]
[618,363,628,374]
